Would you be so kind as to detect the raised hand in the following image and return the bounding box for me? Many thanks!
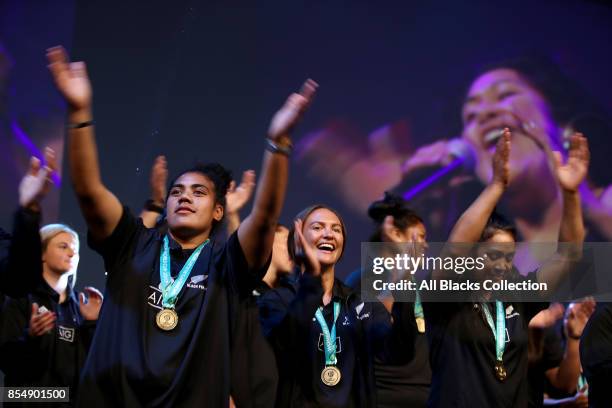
[19,147,57,211]
[268,79,318,142]
[28,303,56,337]
[47,46,92,112]
[226,170,256,215]
[491,128,511,187]
[528,303,565,329]
[293,219,320,277]
[553,133,590,192]
[79,286,104,321]
[564,298,596,339]
[150,155,168,205]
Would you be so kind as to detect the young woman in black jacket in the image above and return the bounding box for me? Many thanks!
[259,204,416,407]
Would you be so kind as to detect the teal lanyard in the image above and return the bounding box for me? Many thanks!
[414,288,424,319]
[481,301,506,363]
[314,302,341,366]
[578,373,588,396]
[159,235,209,309]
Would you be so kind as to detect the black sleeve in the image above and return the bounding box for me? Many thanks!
[259,274,323,352]
[369,300,416,365]
[80,319,98,351]
[222,231,270,297]
[0,297,49,381]
[87,206,142,275]
[0,208,44,298]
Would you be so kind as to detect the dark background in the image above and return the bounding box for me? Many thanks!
[2,0,611,292]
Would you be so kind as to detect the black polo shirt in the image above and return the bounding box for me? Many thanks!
[423,271,547,408]
[77,207,265,407]
[309,283,356,408]
[0,281,96,407]
[527,325,564,408]
[345,268,431,408]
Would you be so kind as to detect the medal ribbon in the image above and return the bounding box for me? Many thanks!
[314,301,341,366]
[481,300,506,363]
[160,235,209,308]
[414,287,424,319]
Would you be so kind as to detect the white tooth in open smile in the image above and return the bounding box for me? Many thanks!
[318,244,334,251]
[483,129,505,145]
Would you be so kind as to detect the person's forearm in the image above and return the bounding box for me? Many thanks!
[551,338,581,393]
[249,150,288,229]
[67,108,104,198]
[238,150,288,268]
[559,189,585,244]
[225,212,241,237]
[448,182,505,243]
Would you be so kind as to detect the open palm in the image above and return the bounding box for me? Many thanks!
[268,79,318,141]
[47,46,92,110]
[554,133,589,192]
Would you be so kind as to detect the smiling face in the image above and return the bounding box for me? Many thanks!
[165,172,223,239]
[462,68,561,187]
[302,208,345,267]
[43,232,79,275]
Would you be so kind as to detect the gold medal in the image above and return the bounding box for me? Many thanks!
[321,366,341,386]
[494,360,507,382]
[416,317,426,333]
[156,308,179,331]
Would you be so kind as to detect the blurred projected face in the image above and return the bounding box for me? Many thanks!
[272,226,293,273]
[166,172,223,239]
[43,232,79,275]
[462,69,560,188]
[475,230,516,283]
[302,208,345,267]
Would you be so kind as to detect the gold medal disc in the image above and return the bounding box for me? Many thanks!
[321,366,341,386]
[156,308,179,331]
[494,360,507,382]
[416,317,426,333]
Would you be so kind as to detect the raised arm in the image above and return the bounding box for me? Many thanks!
[47,46,122,241]
[537,133,588,288]
[1,148,57,297]
[140,155,168,228]
[238,79,318,269]
[447,129,510,244]
[225,170,256,236]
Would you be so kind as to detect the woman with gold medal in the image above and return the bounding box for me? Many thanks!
[259,205,417,407]
[47,44,319,407]
[423,129,589,407]
[345,193,431,407]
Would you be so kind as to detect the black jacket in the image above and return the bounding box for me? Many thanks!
[0,208,44,299]
[0,281,96,406]
[259,274,415,407]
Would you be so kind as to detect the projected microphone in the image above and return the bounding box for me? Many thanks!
[395,138,476,202]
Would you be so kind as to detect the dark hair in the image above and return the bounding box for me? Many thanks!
[287,204,347,264]
[477,55,612,187]
[480,210,517,242]
[166,163,233,232]
[367,192,424,242]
